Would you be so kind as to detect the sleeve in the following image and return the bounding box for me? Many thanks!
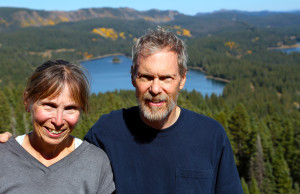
[96,154,116,194]
[215,137,244,194]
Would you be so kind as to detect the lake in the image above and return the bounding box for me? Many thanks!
[280,46,300,54]
[277,42,300,54]
[81,55,225,96]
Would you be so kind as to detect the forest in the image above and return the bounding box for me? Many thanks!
[0,7,300,193]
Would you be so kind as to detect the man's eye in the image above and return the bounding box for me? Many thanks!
[160,76,172,81]
[139,75,152,81]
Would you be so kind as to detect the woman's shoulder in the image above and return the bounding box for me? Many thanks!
[80,140,110,161]
[0,137,18,148]
[0,137,23,160]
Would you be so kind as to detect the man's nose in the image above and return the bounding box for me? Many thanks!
[149,78,162,95]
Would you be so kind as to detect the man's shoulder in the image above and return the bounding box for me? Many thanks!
[97,106,138,122]
[90,106,138,134]
[181,108,221,124]
[98,108,123,120]
[181,108,226,135]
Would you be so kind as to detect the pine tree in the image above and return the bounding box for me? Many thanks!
[281,119,298,184]
[272,146,293,193]
[241,177,250,194]
[249,175,260,194]
[262,161,275,194]
[293,183,299,194]
[249,134,264,191]
[0,91,12,133]
[228,103,256,179]
[259,118,275,162]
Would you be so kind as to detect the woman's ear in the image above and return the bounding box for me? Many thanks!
[23,92,30,112]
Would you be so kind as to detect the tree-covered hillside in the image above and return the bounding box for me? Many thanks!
[0,7,299,193]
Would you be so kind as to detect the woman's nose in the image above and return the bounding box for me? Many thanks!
[51,110,64,128]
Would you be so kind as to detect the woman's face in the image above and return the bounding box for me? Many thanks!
[30,85,80,146]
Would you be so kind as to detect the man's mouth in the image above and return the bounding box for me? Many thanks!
[148,100,165,106]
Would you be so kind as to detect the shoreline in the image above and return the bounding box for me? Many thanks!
[189,66,206,73]
[78,53,130,63]
[268,43,300,50]
[189,66,230,83]
[205,76,230,83]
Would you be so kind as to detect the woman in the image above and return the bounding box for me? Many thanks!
[0,60,115,193]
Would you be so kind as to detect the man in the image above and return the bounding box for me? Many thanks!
[1,28,243,193]
[85,28,243,193]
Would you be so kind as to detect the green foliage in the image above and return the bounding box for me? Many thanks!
[228,103,256,179]
[241,177,250,194]
[0,89,11,133]
[273,146,293,193]
[249,175,260,194]
[262,161,276,194]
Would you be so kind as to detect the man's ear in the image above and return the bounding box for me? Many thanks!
[179,72,187,90]
[131,66,137,88]
[132,78,136,88]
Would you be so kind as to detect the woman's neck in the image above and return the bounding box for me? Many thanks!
[22,132,74,167]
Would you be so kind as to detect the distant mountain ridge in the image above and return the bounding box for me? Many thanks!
[196,9,300,16]
[1,7,300,33]
[194,9,300,28]
[0,7,180,31]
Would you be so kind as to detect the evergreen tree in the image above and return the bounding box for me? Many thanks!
[281,119,298,184]
[250,134,264,191]
[0,91,11,133]
[241,177,250,194]
[273,146,293,193]
[258,119,275,162]
[249,175,260,194]
[262,161,276,194]
[214,110,234,153]
[293,183,299,194]
[228,103,256,179]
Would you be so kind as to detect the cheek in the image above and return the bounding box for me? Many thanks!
[32,108,50,124]
[135,85,148,96]
[163,85,180,98]
[66,113,80,128]
[136,83,149,92]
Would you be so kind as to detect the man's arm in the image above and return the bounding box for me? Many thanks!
[0,132,12,143]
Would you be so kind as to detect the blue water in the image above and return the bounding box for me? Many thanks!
[280,46,300,54]
[277,42,300,54]
[81,55,225,96]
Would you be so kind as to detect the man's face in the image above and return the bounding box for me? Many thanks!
[132,49,186,123]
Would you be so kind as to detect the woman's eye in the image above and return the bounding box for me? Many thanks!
[44,103,56,108]
[65,106,79,111]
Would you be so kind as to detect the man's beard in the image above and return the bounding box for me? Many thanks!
[136,91,179,122]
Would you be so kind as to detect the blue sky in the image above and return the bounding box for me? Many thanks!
[0,0,299,15]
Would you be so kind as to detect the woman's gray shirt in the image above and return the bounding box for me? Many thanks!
[0,137,115,194]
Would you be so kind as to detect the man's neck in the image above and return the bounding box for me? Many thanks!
[140,106,181,130]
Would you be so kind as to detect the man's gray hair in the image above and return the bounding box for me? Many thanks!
[131,27,188,79]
